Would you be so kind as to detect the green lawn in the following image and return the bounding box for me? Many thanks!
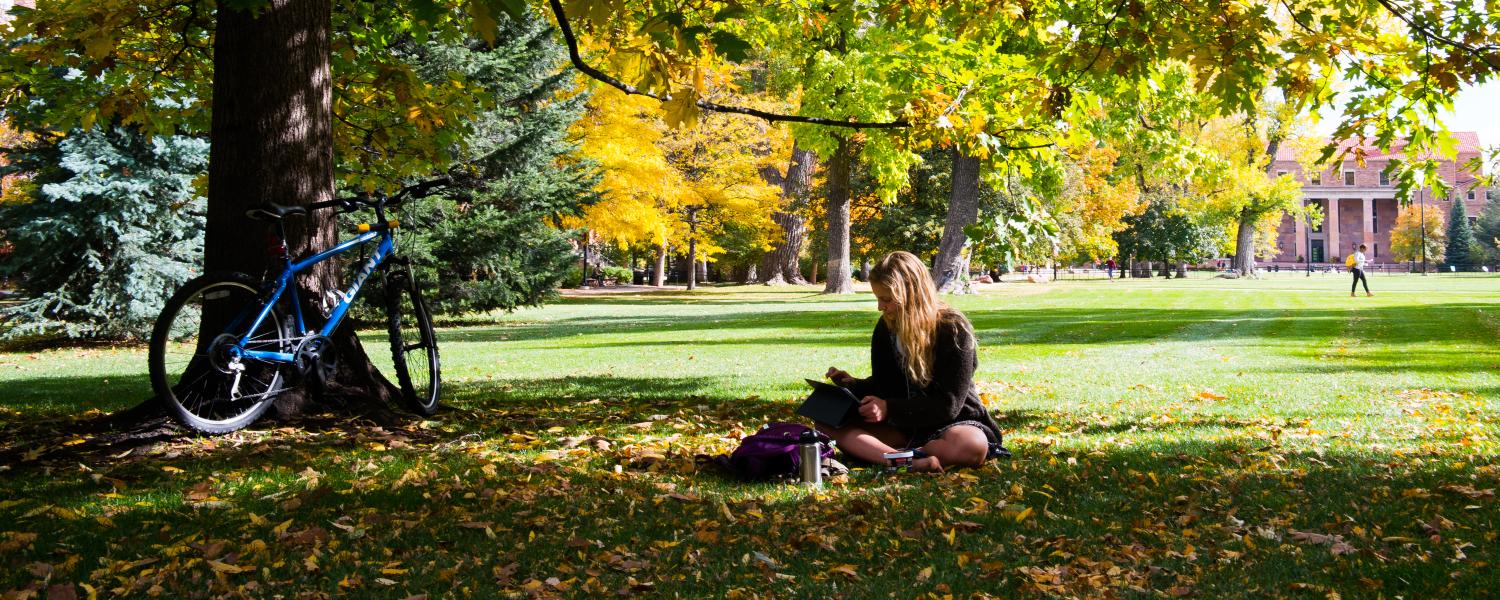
[2,274,1498,598]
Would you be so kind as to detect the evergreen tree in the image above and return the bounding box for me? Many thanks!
[1442,198,1478,270]
[1475,192,1500,266]
[0,127,207,339]
[366,16,597,315]
[1113,195,1220,276]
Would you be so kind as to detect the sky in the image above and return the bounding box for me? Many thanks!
[1442,81,1500,148]
[1316,80,1500,151]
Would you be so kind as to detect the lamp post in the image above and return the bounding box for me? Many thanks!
[1419,188,1427,275]
[1305,200,1313,277]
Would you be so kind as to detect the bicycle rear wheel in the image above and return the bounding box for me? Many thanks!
[385,266,441,414]
[149,272,292,434]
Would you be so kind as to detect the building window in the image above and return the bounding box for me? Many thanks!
[1468,191,1476,200]
[1379,171,1389,186]
[1277,171,1287,178]
[1311,172,1322,185]
[1344,171,1355,186]
[1471,216,1479,227]
[1373,243,1378,258]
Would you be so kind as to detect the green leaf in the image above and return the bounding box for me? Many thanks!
[410,0,444,24]
[467,0,498,44]
[709,31,751,63]
[494,0,527,22]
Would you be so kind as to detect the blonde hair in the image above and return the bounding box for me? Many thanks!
[868,251,963,387]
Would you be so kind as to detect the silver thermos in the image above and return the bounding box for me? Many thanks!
[798,429,822,487]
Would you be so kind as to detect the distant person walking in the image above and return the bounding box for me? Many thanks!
[1105,258,1116,279]
[1350,243,1372,297]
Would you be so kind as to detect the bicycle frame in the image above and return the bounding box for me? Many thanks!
[233,228,397,364]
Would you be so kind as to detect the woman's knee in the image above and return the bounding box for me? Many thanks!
[931,427,989,467]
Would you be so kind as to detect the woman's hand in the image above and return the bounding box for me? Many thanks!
[825,367,855,387]
[858,396,887,423]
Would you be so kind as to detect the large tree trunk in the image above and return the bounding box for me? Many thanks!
[760,146,815,284]
[932,148,981,292]
[651,242,667,286]
[1231,209,1257,275]
[823,137,854,294]
[207,0,397,419]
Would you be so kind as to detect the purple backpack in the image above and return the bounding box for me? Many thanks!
[713,422,834,481]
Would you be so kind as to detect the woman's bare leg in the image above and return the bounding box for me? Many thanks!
[918,425,990,470]
[816,422,908,465]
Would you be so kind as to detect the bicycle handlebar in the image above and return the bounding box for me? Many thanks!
[309,176,454,214]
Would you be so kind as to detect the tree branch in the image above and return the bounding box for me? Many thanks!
[1372,0,1500,72]
[546,0,908,130]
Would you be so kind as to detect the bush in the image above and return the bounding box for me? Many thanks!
[601,266,632,281]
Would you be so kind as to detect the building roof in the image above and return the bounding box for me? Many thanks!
[1275,131,1483,162]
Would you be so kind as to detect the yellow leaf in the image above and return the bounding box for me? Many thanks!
[830,564,859,579]
[661,87,701,129]
[207,559,249,574]
[1015,507,1035,522]
[916,566,933,581]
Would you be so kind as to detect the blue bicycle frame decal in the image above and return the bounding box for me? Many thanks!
[236,229,396,363]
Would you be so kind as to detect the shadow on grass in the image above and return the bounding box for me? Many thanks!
[2,403,1493,597]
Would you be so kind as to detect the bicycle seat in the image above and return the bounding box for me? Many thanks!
[245,203,308,221]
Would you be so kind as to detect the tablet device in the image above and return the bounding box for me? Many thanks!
[796,378,862,428]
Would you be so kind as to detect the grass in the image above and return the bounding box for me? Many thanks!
[1,273,1498,598]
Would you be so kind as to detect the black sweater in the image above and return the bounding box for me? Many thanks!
[847,312,1002,445]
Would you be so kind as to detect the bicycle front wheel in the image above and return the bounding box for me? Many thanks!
[148,272,292,434]
[385,266,441,414]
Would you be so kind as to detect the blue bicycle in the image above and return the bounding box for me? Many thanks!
[148,180,446,433]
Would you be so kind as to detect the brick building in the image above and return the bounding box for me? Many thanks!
[1268,132,1489,266]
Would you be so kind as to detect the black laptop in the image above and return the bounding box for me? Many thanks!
[796,379,862,428]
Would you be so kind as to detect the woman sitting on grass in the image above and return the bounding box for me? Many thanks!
[823,251,1005,472]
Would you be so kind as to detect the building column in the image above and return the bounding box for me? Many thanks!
[1326,198,1340,262]
[1293,202,1307,262]
[1362,197,1375,257]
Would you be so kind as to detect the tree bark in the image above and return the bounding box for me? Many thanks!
[651,241,667,286]
[932,148,981,292]
[206,0,397,419]
[686,218,698,291]
[759,146,815,284]
[1231,210,1257,275]
[823,137,854,294]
